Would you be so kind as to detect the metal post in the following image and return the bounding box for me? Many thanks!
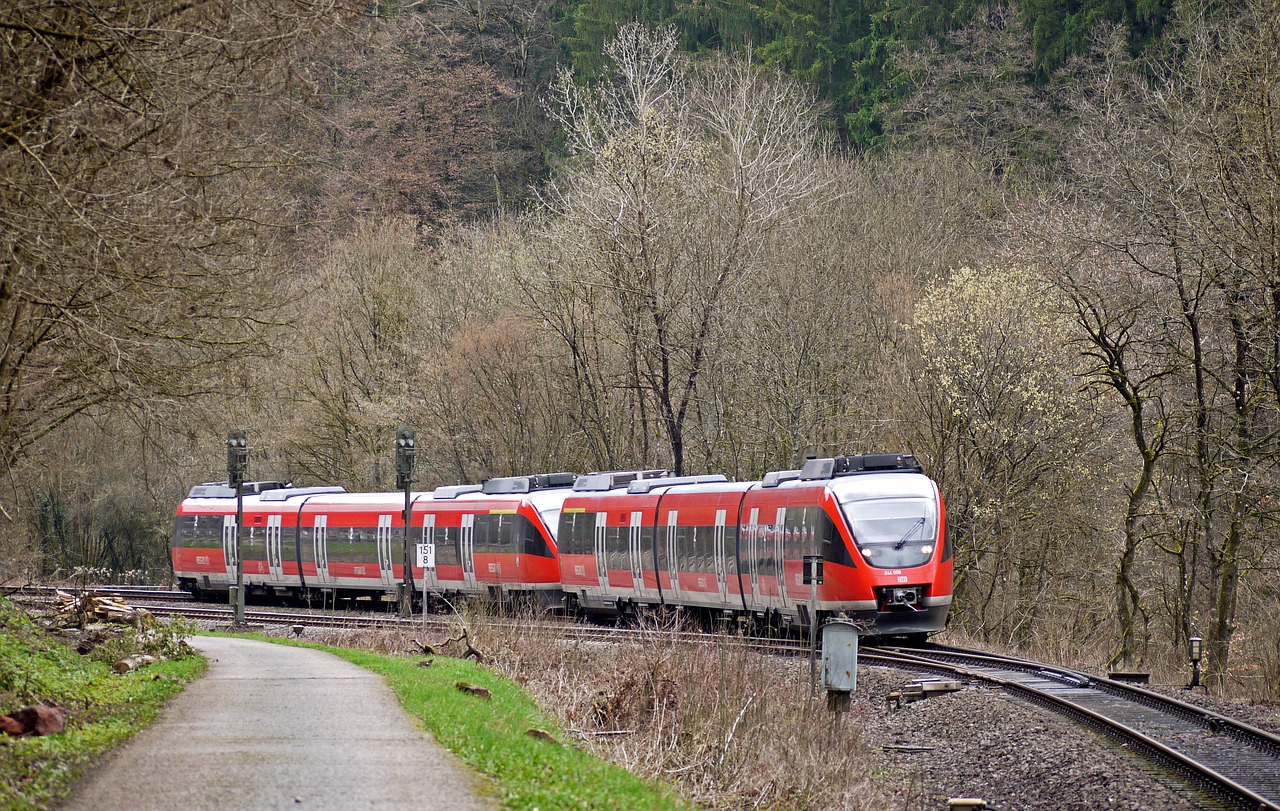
[226,429,249,628]
[804,555,823,698]
[809,588,818,697]
[401,484,411,617]
[395,426,416,618]
[1188,636,1203,689]
[234,484,245,627]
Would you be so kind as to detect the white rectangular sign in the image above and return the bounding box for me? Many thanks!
[415,542,435,569]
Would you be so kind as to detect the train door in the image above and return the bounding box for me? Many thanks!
[419,514,438,592]
[775,507,789,606]
[594,511,609,588]
[377,514,394,586]
[747,508,760,602]
[665,510,680,598]
[222,514,237,584]
[460,513,476,589]
[313,515,330,585]
[714,509,728,601]
[266,515,284,581]
[628,511,651,597]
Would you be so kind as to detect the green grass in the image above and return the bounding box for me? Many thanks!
[0,604,691,811]
[270,638,696,810]
[0,600,205,810]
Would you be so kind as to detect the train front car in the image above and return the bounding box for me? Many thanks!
[746,453,951,639]
[416,473,575,608]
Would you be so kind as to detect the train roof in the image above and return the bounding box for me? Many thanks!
[797,453,923,480]
[481,472,576,494]
[562,475,741,500]
[756,454,936,501]
[826,471,936,502]
[185,480,297,499]
[573,469,669,491]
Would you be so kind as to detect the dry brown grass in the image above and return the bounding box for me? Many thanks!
[315,610,898,810]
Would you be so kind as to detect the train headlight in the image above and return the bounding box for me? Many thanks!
[921,545,933,555]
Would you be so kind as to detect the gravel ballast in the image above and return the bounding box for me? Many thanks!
[856,665,1202,811]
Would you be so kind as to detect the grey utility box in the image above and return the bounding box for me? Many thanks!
[821,618,859,693]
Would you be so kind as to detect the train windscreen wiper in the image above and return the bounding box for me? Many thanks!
[894,517,925,550]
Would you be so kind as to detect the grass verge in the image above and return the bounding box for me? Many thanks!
[264,635,695,810]
[0,599,205,810]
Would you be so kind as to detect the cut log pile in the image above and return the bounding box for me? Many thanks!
[56,590,152,624]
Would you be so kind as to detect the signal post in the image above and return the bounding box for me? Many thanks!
[226,429,249,628]
[395,426,416,617]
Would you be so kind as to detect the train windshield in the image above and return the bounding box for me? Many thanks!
[537,507,562,541]
[840,496,938,569]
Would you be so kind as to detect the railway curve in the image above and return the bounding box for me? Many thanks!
[862,645,1280,811]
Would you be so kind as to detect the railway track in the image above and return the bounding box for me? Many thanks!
[862,644,1280,811]
[9,584,193,602]
[138,599,815,655]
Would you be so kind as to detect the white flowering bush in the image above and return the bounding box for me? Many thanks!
[911,265,1114,644]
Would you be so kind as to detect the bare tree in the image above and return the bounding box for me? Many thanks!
[0,0,354,478]
[527,24,829,473]
[1041,0,1280,680]
[278,219,429,488]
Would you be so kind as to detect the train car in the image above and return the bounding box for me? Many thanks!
[413,473,576,607]
[173,473,579,607]
[172,483,408,603]
[740,454,951,637]
[557,471,731,614]
[557,453,951,638]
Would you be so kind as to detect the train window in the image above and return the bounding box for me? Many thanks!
[605,525,623,571]
[724,525,738,576]
[816,510,856,568]
[697,525,713,572]
[172,515,198,548]
[559,512,589,556]
[753,524,770,578]
[841,496,938,569]
[298,525,314,564]
[677,524,694,571]
[325,527,347,563]
[515,516,548,558]
[473,515,493,554]
[434,526,458,566]
[557,513,575,555]
[641,526,656,572]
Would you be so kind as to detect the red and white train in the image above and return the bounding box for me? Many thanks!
[171,453,952,637]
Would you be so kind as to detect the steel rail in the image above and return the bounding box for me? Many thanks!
[899,644,1280,758]
[144,601,814,655]
[862,646,1280,811]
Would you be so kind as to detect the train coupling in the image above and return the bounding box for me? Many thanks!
[878,585,923,610]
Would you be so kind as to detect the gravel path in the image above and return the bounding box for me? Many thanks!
[58,636,499,811]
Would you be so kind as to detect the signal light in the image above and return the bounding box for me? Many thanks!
[226,430,249,488]
[395,426,416,490]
